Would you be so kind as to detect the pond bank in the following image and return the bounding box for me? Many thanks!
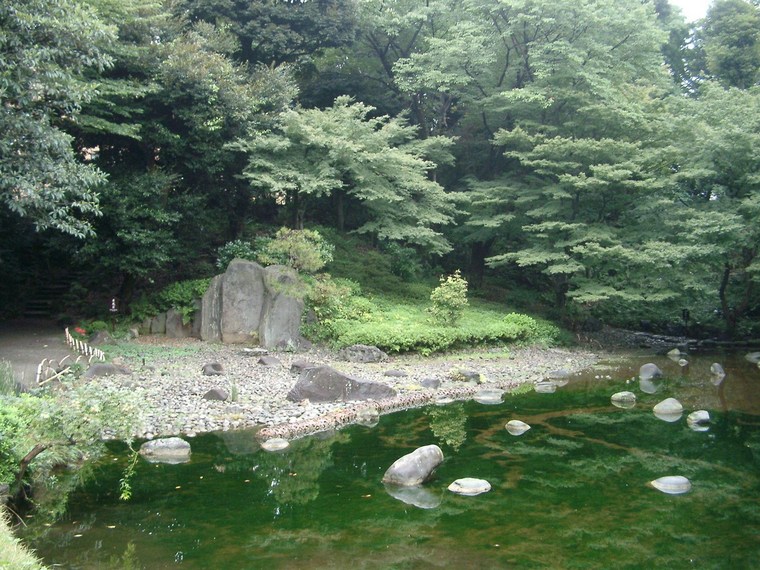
[88,337,605,441]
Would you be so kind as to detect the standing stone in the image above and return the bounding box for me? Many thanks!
[260,265,304,349]
[150,313,167,334]
[190,299,202,338]
[166,308,192,339]
[200,274,223,342]
[221,260,266,344]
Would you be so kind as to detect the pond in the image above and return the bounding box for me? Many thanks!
[23,351,760,569]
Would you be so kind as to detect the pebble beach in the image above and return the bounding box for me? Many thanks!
[90,336,604,442]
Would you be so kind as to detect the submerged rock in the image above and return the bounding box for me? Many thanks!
[639,363,663,382]
[710,362,726,379]
[534,381,557,394]
[382,445,444,486]
[473,388,504,405]
[653,397,684,415]
[610,391,637,409]
[687,410,710,432]
[261,438,290,452]
[448,478,491,496]
[650,475,692,495]
[505,420,531,436]
[139,437,191,464]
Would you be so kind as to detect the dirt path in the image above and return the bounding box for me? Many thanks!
[0,320,75,390]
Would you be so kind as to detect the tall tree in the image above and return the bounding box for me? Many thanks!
[701,0,760,89]
[0,0,116,237]
[233,96,456,254]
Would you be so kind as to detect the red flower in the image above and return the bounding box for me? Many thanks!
[74,327,87,335]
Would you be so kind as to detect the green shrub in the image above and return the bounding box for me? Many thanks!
[216,239,257,270]
[0,398,25,485]
[428,270,469,325]
[258,228,334,274]
[129,278,211,324]
[0,361,16,397]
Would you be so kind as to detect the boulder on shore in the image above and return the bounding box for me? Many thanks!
[287,365,397,402]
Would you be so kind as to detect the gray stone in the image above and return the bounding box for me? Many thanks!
[450,369,482,383]
[88,330,113,345]
[382,444,444,486]
[611,391,637,409]
[505,420,531,436]
[473,388,504,405]
[84,363,132,378]
[260,265,304,350]
[287,365,397,402]
[261,438,290,452]
[653,397,683,415]
[356,406,380,427]
[547,368,570,379]
[200,274,223,342]
[421,378,441,389]
[203,388,229,401]
[384,369,408,378]
[447,477,491,496]
[290,360,317,374]
[166,308,192,339]
[202,362,224,376]
[639,363,663,381]
[150,313,167,335]
[222,260,267,344]
[190,299,202,339]
[338,344,388,363]
[710,362,726,378]
[139,437,191,464]
[258,356,283,367]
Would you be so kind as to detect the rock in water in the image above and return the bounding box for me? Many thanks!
[505,420,531,436]
[653,397,684,415]
[534,381,557,394]
[687,410,710,432]
[650,475,692,495]
[261,438,290,452]
[473,388,504,405]
[447,478,491,496]
[382,445,444,486]
[745,352,760,364]
[639,363,663,381]
[611,391,637,408]
[139,437,191,464]
[710,363,726,378]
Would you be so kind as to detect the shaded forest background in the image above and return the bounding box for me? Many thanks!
[1,0,758,338]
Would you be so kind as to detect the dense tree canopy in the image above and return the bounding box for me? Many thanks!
[1,0,758,337]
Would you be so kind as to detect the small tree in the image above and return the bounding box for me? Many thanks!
[429,270,469,325]
[258,228,334,274]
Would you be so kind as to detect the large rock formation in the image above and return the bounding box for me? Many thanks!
[287,365,397,402]
[200,260,304,349]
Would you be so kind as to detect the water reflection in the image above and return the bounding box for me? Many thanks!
[24,351,760,569]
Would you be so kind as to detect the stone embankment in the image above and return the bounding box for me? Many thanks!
[91,337,601,441]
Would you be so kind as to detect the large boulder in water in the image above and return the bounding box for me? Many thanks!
[287,365,397,402]
[382,445,444,486]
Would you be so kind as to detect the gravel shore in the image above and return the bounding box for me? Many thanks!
[96,337,603,441]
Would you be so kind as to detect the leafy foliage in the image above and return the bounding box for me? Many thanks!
[258,228,334,274]
[216,239,258,270]
[428,270,469,325]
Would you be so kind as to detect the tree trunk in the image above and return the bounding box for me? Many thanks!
[11,443,50,503]
[335,191,345,231]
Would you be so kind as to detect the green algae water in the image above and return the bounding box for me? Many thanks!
[24,352,760,569]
